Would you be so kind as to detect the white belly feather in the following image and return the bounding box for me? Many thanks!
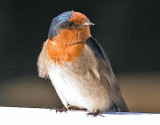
[48,63,112,112]
[49,64,89,110]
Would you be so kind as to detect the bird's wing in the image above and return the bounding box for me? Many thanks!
[86,37,129,112]
[38,40,52,79]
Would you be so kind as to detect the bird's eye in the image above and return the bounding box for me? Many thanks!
[67,22,74,28]
[62,22,78,29]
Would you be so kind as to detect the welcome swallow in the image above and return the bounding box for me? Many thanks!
[38,11,129,115]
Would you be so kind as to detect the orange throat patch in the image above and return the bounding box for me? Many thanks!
[47,25,91,64]
[47,39,85,65]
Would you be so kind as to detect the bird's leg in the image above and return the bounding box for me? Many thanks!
[55,107,68,113]
[86,110,104,117]
[50,107,57,111]
[50,106,72,112]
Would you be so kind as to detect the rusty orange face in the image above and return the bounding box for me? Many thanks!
[47,11,93,64]
[69,12,89,26]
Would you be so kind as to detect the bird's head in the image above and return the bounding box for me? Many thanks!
[48,11,94,45]
[47,11,94,64]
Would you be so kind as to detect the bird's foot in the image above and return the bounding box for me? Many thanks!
[55,107,68,113]
[86,110,104,117]
[50,107,56,111]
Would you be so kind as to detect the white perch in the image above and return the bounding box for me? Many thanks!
[0,107,159,125]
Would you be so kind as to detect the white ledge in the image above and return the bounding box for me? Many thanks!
[0,107,160,125]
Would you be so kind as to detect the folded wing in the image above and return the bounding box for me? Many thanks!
[86,37,129,112]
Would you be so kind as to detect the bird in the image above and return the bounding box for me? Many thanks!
[37,11,129,115]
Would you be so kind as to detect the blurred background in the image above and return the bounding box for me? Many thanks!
[0,0,160,113]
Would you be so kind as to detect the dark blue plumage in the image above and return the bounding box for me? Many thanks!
[86,37,109,61]
[48,11,74,39]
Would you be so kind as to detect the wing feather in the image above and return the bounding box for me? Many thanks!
[37,40,52,79]
[86,37,129,112]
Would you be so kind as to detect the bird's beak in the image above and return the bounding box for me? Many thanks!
[81,22,95,27]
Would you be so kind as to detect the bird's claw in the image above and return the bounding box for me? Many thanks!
[55,107,68,113]
[86,110,104,117]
